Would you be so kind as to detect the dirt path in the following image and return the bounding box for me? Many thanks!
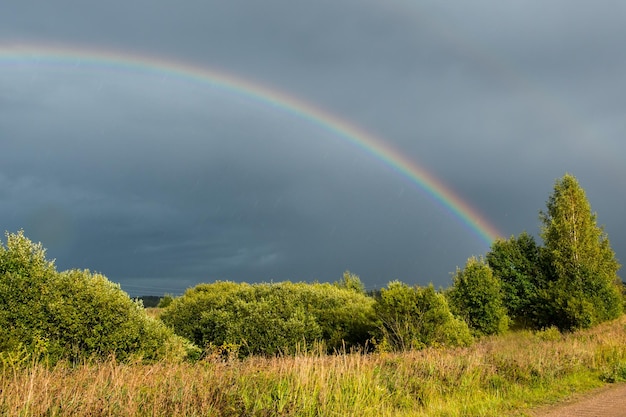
[530,383,626,417]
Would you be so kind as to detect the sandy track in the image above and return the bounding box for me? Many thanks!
[531,383,626,417]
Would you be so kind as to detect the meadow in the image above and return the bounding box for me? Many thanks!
[2,315,626,417]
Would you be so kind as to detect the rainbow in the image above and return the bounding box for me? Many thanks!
[0,43,503,245]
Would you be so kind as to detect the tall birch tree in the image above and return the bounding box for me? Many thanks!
[540,174,622,329]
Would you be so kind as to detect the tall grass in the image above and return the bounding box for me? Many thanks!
[2,316,626,416]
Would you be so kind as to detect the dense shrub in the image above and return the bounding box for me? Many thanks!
[486,232,544,327]
[447,257,509,336]
[157,294,175,308]
[0,231,198,363]
[0,231,58,355]
[160,280,378,356]
[334,270,366,293]
[373,281,472,351]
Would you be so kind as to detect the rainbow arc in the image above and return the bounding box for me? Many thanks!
[0,43,503,245]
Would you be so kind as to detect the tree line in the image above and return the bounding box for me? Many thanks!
[0,174,623,362]
[487,173,623,330]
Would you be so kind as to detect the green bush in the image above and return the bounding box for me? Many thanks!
[447,257,509,337]
[334,270,366,293]
[0,231,198,363]
[0,231,58,355]
[160,279,378,357]
[373,281,472,351]
[486,232,544,327]
[157,294,175,308]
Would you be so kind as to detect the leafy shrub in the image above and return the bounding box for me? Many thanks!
[160,280,378,357]
[373,281,472,351]
[534,326,561,342]
[334,270,366,293]
[48,269,199,362]
[279,281,377,350]
[157,294,174,308]
[0,231,198,363]
[0,231,58,355]
[486,232,544,327]
[447,257,509,336]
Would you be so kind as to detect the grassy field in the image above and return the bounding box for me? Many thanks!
[2,316,626,416]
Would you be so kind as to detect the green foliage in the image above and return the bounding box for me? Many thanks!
[334,270,365,294]
[485,174,623,331]
[157,294,174,308]
[160,280,378,357]
[486,232,544,326]
[373,281,472,351]
[0,231,58,355]
[0,231,197,363]
[448,257,509,336]
[158,281,253,348]
[48,269,195,362]
[137,295,161,308]
[539,174,623,330]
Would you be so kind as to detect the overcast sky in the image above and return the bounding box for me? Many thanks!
[2,1,625,295]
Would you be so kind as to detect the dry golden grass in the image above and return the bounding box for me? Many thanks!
[144,307,162,320]
[2,316,626,416]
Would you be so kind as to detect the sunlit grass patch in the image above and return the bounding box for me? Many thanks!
[2,316,626,416]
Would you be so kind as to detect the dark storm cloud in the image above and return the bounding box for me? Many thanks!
[2,1,625,294]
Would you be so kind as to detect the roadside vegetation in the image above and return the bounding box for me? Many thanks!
[2,317,626,416]
[0,231,199,364]
[1,173,625,416]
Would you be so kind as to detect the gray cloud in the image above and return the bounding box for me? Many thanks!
[2,1,625,294]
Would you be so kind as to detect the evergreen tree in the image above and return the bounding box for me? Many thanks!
[539,174,623,329]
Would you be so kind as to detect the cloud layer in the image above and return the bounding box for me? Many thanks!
[2,1,625,294]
